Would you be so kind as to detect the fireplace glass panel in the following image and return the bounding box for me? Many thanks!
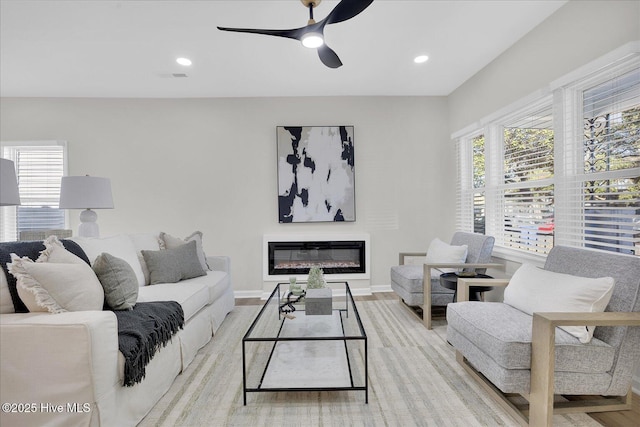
[268,241,365,275]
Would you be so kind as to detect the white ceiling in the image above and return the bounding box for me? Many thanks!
[0,0,567,98]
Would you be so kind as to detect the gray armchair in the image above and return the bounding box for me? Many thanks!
[390,231,498,329]
[447,246,640,426]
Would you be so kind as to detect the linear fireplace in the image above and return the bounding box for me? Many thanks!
[263,234,370,282]
[268,240,365,275]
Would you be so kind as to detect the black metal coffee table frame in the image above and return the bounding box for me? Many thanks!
[242,282,368,405]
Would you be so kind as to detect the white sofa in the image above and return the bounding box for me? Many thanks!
[0,233,235,427]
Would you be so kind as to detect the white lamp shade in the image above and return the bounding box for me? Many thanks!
[59,176,114,209]
[0,158,21,206]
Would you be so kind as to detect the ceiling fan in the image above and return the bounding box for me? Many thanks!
[217,0,374,69]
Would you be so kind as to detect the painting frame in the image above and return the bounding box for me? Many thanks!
[277,126,355,223]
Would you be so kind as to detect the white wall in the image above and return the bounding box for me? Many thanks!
[0,96,453,295]
[448,0,640,133]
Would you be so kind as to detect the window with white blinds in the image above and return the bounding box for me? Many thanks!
[559,65,640,255]
[455,48,639,259]
[499,103,554,255]
[456,134,486,234]
[472,135,486,234]
[0,142,67,242]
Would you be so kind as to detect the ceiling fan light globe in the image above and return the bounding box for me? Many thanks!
[301,33,324,48]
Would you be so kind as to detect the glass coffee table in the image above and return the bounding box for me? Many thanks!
[242,282,368,404]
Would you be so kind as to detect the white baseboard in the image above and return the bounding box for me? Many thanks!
[371,285,392,293]
[233,290,263,299]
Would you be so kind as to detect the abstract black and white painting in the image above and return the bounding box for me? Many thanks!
[277,126,355,223]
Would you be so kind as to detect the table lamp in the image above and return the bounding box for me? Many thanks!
[59,175,114,237]
[0,158,21,206]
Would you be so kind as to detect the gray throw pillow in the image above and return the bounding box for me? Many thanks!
[141,240,207,285]
[93,252,139,310]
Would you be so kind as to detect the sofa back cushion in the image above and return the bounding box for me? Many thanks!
[128,232,161,286]
[71,235,146,287]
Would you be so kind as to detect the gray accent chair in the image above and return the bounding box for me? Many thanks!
[390,232,498,329]
[447,246,640,426]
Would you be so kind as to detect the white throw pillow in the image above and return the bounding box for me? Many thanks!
[425,238,468,276]
[71,234,146,287]
[504,263,615,343]
[8,236,104,313]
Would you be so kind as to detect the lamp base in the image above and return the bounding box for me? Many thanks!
[78,209,100,238]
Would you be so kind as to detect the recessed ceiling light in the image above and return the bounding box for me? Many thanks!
[414,55,429,64]
[176,57,192,66]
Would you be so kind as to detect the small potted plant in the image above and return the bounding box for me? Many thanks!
[307,266,326,289]
[305,266,332,315]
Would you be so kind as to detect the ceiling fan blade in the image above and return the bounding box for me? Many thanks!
[317,44,343,69]
[217,26,305,41]
[324,0,374,25]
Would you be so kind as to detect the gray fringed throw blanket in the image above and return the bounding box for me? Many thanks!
[115,301,184,386]
[0,239,184,387]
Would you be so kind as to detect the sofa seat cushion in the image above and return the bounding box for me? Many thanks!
[206,271,230,302]
[446,301,615,374]
[137,280,208,322]
[390,265,455,294]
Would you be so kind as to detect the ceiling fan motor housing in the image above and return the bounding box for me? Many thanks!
[301,0,322,8]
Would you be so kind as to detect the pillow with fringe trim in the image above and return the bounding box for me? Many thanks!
[8,236,104,313]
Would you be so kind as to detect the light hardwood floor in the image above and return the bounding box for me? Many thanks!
[235,292,640,427]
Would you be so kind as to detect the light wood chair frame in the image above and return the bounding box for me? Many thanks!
[453,277,640,426]
[397,252,502,329]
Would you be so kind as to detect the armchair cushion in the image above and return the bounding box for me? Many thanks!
[447,302,615,373]
[504,263,614,343]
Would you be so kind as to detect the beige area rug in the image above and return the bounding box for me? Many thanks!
[139,300,600,427]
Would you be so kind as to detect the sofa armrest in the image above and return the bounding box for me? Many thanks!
[424,262,503,272]
[0,311,120,426]
[398,252,426,265]
[207,255,230,273]
[529,311,640,425]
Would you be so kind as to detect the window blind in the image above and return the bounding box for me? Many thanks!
[498,103,555,255]
[456,135,485,233]
[455,50,639,260]
[561,66,640,255]
[0,143,66,241]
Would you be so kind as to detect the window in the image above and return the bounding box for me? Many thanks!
[563,66,640,255]
[472,135,486,235]
[456,134,486,235]
[500,103,554,255]
[456,48,639,259]
[0,141,67,241]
